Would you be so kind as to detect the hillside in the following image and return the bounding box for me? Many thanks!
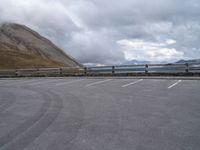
[0,23,82,69]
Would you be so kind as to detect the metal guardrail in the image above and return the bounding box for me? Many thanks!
[0,63,200,77]
[85,63,200,76]
[0,67,85,77]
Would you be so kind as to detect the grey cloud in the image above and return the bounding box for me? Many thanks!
[0,0,200,65]
[64,30,125,64]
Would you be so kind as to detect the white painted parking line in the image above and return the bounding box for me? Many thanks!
[85,79,113,87]
[168,80,182,89]
[122,79,143,88]
[29,80,59,86]
[5,80,37,86]
[55,79,85,86]
[0,80,7,83]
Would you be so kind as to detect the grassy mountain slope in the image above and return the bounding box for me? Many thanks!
[0,23,82,69]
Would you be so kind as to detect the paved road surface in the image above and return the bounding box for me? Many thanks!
[0,77,200,150]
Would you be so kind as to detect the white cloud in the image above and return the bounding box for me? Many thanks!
[117,39,184,61]
[166,39,176,45]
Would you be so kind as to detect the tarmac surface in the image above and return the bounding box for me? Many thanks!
[0,77,200,150]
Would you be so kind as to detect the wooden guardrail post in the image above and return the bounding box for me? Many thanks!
[145,64,148,73]
[185,63,189,73]
[112,66,115,75]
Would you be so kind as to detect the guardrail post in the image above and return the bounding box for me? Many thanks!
[15,70,18,77]
[37,68,40,76]
[185,63,189,73]
[112,66,115,75]
[84,67,87,76]
[145,64,148,73]
[60,68,63,75]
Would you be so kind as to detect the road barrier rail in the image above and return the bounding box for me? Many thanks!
[0,67,84,77]
[86,63,200,75]
[0,63,200,77]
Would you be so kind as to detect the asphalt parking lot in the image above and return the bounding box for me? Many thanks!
[0,77,200,150]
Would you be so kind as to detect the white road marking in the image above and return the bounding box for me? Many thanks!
[5,80,37,86]
[121,79,143,88]
[29,80,58,86]
[85,79,113,87]
[168,80,182,89]
[55,79,85,86]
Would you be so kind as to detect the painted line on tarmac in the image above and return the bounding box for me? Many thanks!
[0,80,11,85]
[55,79,85,86]
[121,79,143,88]
[5,80,37,86]
[29,80,59,86]
[168,80,182,89]
[0,80,21,84]
[85,79,113,87]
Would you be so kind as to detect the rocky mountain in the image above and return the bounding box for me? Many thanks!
[0,23,82,69]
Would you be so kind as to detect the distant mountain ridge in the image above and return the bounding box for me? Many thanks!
[123,59,169,65]
[0,23,82,69]
[176,59,200,64]
[123,59,152,65]
[124,59,200,66]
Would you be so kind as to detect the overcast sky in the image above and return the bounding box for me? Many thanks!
[0,0,200,65]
